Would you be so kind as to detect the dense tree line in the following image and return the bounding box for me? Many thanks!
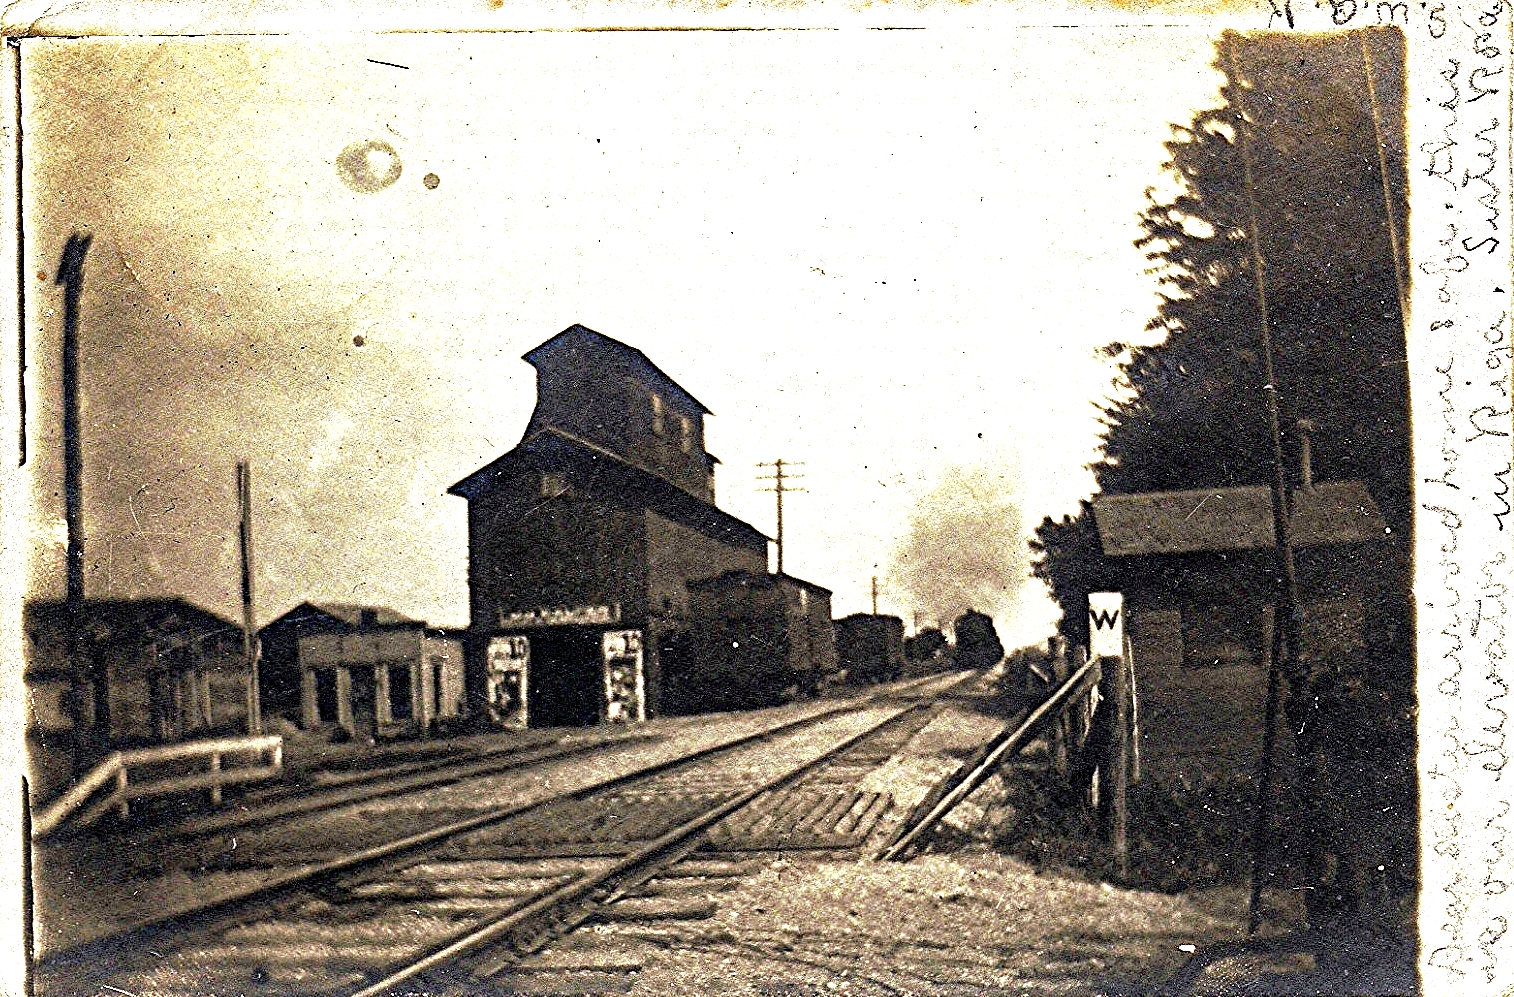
[1031,30,1413,923]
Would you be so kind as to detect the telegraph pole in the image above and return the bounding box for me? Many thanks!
[756,460,804,576]
[871,576,879,615]
[56,234,97,772]
[237,460,262,735]
[1225,34,1306,935]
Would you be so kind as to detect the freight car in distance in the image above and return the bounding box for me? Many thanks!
[660,571,839,715]
[835,613,907,684]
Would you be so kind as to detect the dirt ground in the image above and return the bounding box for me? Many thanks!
[598,692,1256,997]
[617,849,1247,996]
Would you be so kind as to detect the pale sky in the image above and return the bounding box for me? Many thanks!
[22,30,1227,647]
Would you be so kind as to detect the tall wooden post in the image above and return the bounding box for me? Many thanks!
[238,460,262,735]
[775,458,784,574]
[757,459,804,576]
[1224,35,1310,931]
[56,234,101,772]
[1090,592,1129,880]
[1249,602,1286,933]
[22,777,34,997]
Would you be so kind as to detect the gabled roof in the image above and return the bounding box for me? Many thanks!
[261,601,422,633]
[23,597,242,642]
[1092,480,1387,557]
[447,427,769,549]
[524,324,713,416]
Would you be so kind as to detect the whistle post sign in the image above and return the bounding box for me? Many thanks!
[1089,592,1124,659]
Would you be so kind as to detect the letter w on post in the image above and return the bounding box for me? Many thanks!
[1089,592,1124,659]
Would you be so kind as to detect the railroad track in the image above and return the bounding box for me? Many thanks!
[37,671,976,997]
[50,729,661,852]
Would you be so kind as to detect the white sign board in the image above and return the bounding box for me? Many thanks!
[485,636,530,729]
[497,603,620,628]
[602,630,646,724]
[1088,592,1124,659]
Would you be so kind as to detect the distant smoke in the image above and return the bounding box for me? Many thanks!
[887,464,1029,633]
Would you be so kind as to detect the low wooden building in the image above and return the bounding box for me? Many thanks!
[260,602,420,721]
[1091,480,1401,780]
[23,598,248,802]
[292,609,466,740]
[663,571,838,713]
[449,324,772,728]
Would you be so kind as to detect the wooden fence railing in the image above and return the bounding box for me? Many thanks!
[878,634,1138,866]
[32,734,284,839]
[877,653,1102,861]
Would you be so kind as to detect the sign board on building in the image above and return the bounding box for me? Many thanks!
[602,629,645,724]
[1089,592,1124,659]
[485,636,529,729]
[497,603,621,629]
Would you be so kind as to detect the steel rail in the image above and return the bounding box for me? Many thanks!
[172,670,954,842]
[38,670,961,972]
[876,657,1100,862]
[348,703,938,997]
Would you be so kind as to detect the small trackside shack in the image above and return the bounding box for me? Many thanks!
[23,598,248,802]
[1091,479,1399,779]
[297,613,466,740]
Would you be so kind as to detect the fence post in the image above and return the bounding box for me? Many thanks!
[1090,592,1129,881]
[115,766,130,819]
[209,752,222,807]
[1070,645,1101,805]
[1047,638,1069,777]
[1124,635,1140,786]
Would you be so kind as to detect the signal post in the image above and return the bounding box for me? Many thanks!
[1089,592,1132,880]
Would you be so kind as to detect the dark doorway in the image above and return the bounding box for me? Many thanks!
[389,664,413,721]
[657,630,703,717]
[314,669,339,723]
[527,630,603,728]
[350,666,376,739]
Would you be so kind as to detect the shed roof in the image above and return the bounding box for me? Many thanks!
[24,597,241,642]
[524,324,712,416]
[1092,480,1387,557]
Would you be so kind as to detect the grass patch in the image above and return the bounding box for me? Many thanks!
[989,763,1313,895]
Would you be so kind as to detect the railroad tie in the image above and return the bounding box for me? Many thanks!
[591,897,720,924]
[797,790,866,835]
[838,791,894,841]
[658,858,760,878]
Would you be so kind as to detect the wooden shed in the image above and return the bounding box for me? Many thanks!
[23,598,248,801]
[1091,480,1400,779]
